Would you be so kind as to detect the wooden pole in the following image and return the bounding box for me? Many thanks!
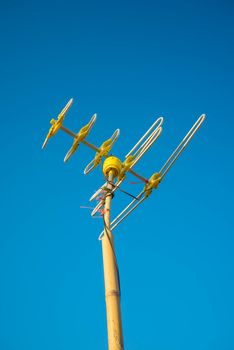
[102,170,124,350]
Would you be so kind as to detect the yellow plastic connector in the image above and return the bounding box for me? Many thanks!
[117,155,135,182]
[49,117,63,134]
[93,138,115,167]
[144,173,161,198]
[42,117,63,149]
[64,114,96,162]
[84,129,120,175]
[42,98,73,149]
[103,156,122,178]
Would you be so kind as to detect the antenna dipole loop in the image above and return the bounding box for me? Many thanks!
[159,114,205,179]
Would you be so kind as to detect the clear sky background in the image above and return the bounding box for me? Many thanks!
[0,0,233,349]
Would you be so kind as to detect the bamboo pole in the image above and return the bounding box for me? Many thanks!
[102,170,124,350]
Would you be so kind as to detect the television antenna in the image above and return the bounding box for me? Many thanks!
[42,98,205,350]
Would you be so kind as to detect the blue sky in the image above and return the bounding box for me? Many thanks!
[0,0,233,349]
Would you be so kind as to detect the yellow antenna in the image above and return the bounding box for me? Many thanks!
[42,99,205,350]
